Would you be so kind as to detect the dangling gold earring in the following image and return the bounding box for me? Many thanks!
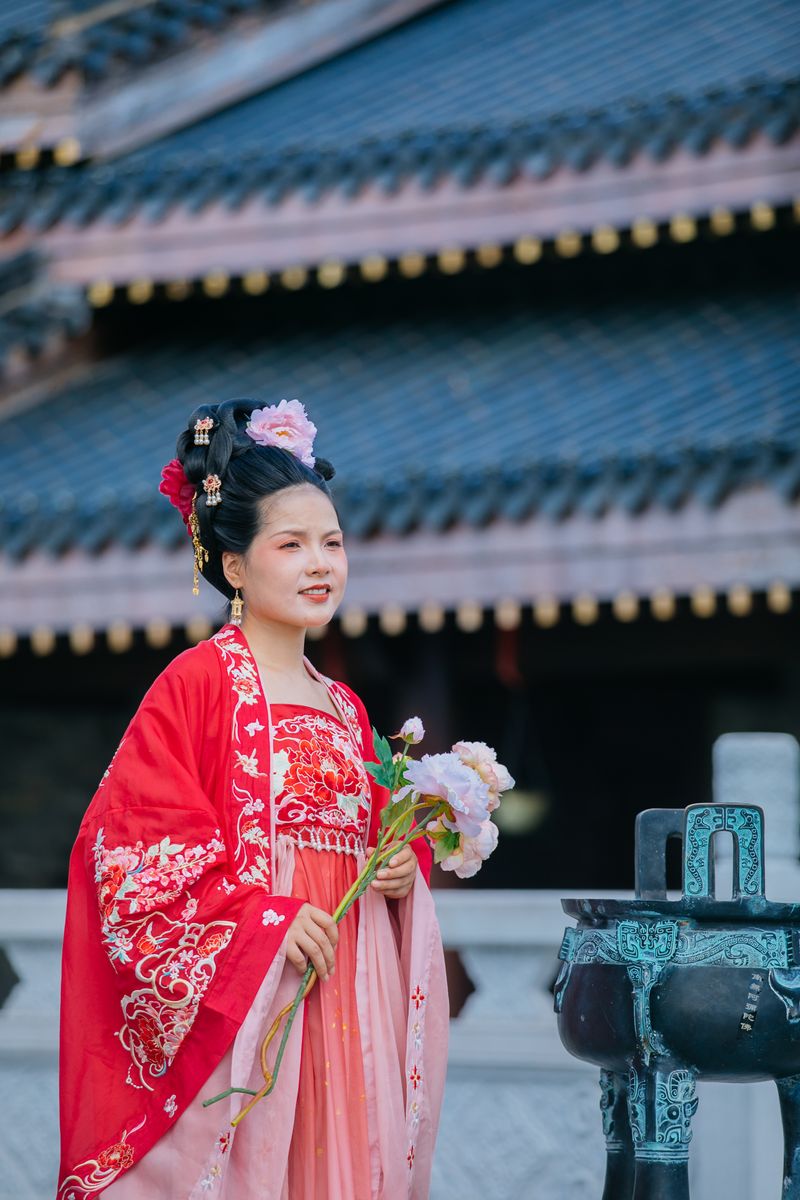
[230,589,244,626]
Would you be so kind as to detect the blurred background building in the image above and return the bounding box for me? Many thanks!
[1,1,799,1196]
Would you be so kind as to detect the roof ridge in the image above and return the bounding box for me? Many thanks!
[43,71,800,183]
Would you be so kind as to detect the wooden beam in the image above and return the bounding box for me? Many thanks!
[5,135,797,286]
[0,0,447,157]
[1,489,797,634]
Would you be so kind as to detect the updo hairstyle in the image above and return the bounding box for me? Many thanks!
[176,398,336,599]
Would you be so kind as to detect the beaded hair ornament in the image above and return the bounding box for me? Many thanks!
[159,399,318,594]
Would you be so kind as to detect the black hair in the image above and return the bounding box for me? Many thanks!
[176,398,336,599]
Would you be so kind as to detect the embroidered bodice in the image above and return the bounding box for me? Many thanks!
[270,704,372,856]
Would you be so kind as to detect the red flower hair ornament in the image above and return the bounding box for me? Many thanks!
[159,459,196,529]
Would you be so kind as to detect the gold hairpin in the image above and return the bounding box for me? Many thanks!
[189,495,209,595]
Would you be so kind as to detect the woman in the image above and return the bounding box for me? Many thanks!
[58,399,448,1199]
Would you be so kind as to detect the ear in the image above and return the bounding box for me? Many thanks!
[222,550,245,591]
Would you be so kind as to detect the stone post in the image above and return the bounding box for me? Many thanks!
[713,733,800,903]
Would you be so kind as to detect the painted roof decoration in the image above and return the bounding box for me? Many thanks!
[1,281,798,558]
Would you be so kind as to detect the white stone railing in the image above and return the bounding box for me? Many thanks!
[0,886,786,1199]
[0,889,65,1199]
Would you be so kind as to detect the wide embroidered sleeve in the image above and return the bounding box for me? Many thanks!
[87,646,301,1083]
[59,642,302,1195]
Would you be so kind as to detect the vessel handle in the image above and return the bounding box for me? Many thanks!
[634,808,684,899]
[682,803,766,900]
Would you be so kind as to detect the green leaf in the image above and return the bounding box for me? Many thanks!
[371,727,394,769]
[383,787,418,837]
[365,760,394,790]
[433,831,460,863]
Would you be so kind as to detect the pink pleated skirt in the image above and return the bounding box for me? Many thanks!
[286,845,372,1198]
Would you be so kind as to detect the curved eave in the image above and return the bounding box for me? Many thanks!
[0,488,798,646]
[0,133,797,298]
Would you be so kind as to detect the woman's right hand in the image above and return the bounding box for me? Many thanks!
[285,903,338,979]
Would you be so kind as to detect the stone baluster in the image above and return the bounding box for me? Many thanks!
[713,733,800,903]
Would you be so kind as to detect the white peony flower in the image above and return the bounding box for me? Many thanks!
[440,819,499,878]
[452,741,515,812]
[404,752,490,837]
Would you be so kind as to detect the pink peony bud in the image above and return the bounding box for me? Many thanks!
[396,716,425,744]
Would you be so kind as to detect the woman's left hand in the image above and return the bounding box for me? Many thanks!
[368,843,417,899]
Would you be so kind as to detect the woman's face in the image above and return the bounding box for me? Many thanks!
[222,484,347,630]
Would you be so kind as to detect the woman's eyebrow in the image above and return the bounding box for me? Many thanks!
[270,528,342,537]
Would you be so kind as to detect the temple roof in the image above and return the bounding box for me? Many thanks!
[2,273,798,560]
[0,0,301,88]
[132,0,800,163]
[0,251,89,376]
[2,0,798,231]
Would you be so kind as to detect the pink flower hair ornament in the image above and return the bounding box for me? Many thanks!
[159,458,196,528]
[245,398,317,468]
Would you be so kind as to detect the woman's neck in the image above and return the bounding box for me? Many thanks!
[238,613,339,716]
[238,614,307,678]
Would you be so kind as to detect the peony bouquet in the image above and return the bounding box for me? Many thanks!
[205,718,513,1121]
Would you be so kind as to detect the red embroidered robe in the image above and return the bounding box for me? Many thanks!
[58,626,432,1196]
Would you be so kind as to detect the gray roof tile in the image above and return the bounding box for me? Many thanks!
[1,279,798,556]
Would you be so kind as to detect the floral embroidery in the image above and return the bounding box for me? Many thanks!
[59,1117,145,1196]
[93,830,235,1090]
[231,669,259,706]
[95,831,225,929]
[262,908,286,926]
[282,730,368,813]
[98,1142,134,1170]
[164,1094,177,1118]
[327,684,362,743]
[213,629,375,878]
[271,711,371,851]
[235,750,262,778]
[406,971,432,1167]
[407,1145,415,1169]
[197,1126,233,1191]
[213,631,273,887]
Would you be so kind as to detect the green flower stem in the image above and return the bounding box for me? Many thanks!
[202,1084,258,1105]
